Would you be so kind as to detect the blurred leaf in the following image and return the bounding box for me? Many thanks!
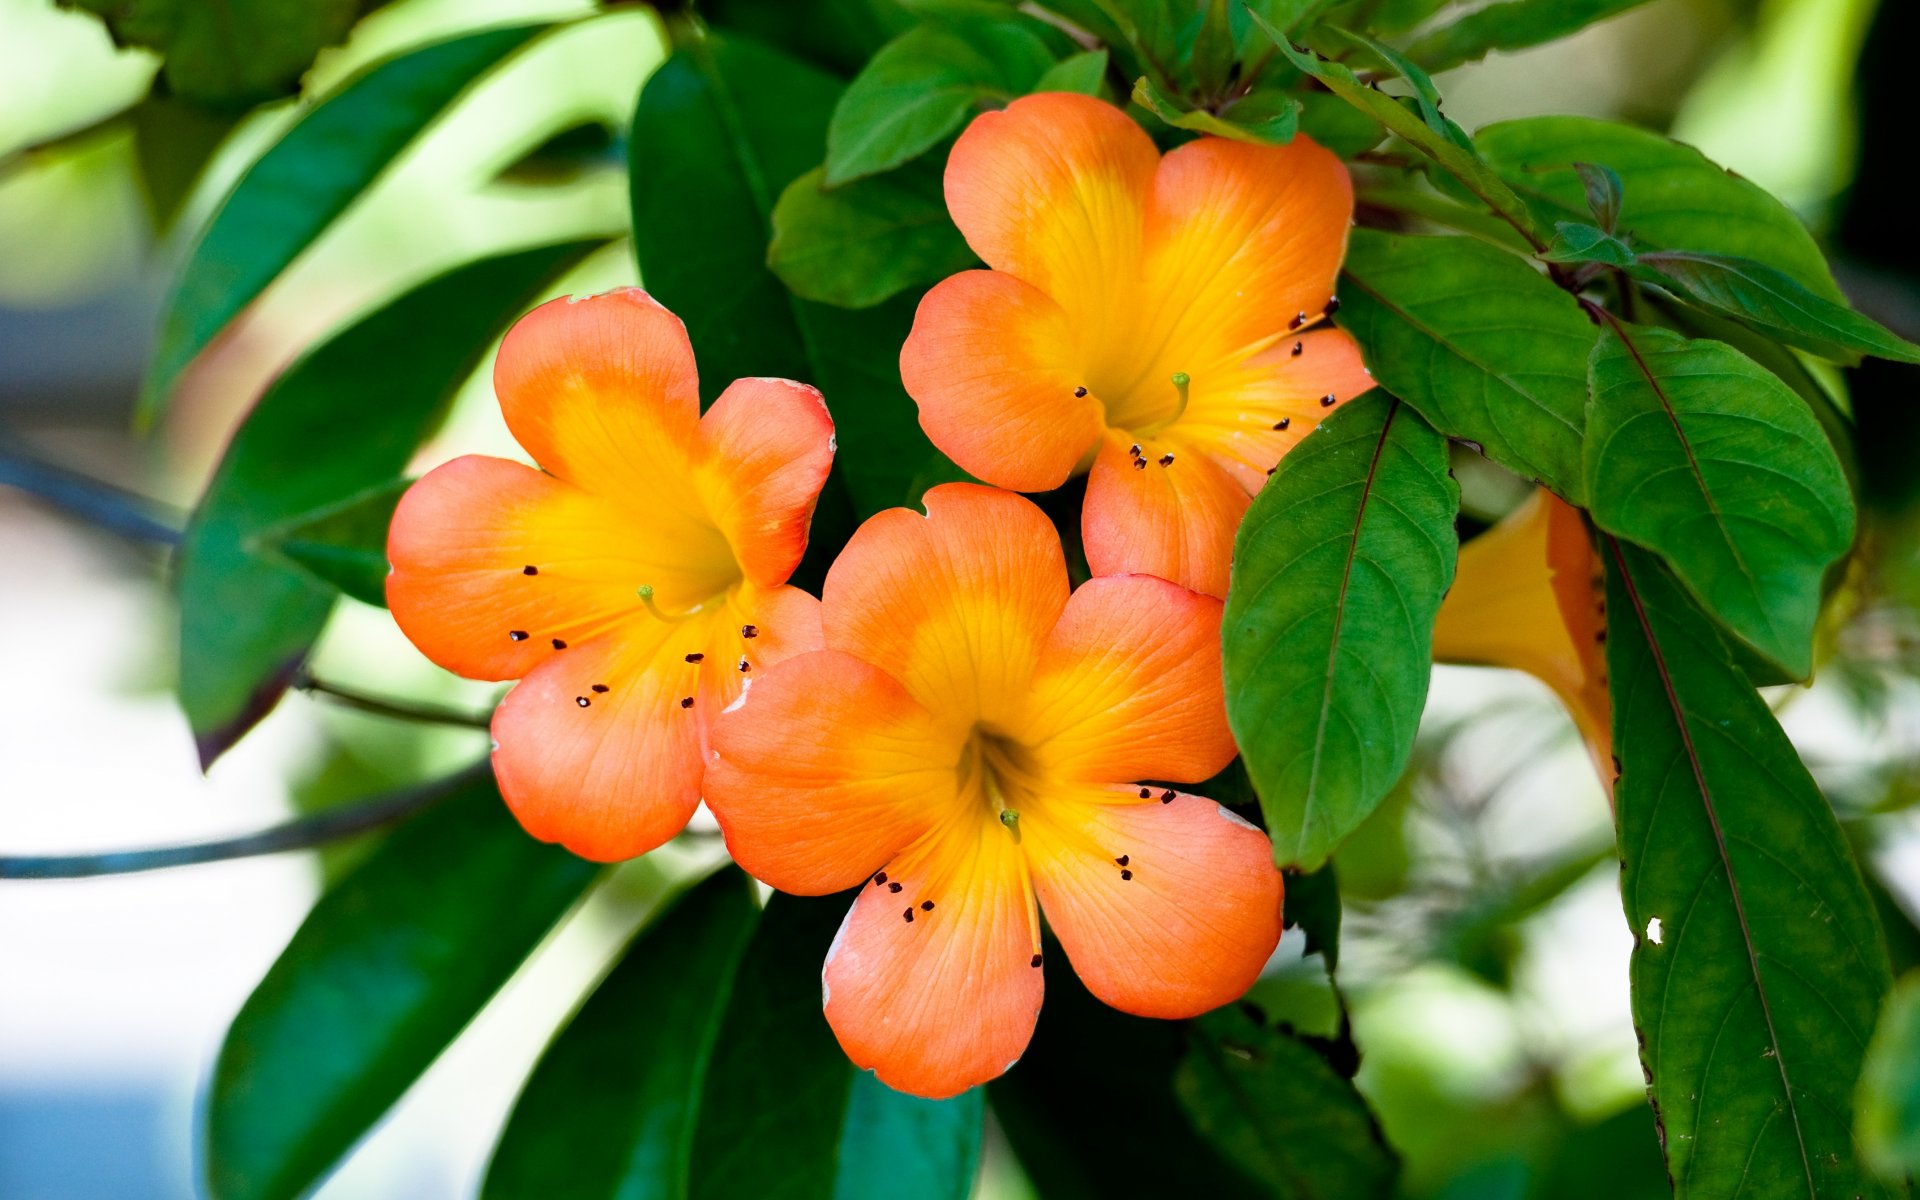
[1585,321,1854,678]
[1175,1007,1398,1199]
[1526,1105,1669,1200]
[1541,221,1634,267]
[1604,540,1893,1200]
[1576,162,1623,232]
[207,770,599,1200]
[826,18,1054,185]
[1188,0,1236,95]
[129,90,240,231]
[1033,48,1110,94]
[483,869,761,1200]
[140,22,556,423]
[630,31,937,516]
[494,120,622,186]
[263,479,407,608]
[1225,395,1459,870]
[688,892,983,1200]
[1133,75,1299,143]
[1633,251,1920,366]
[769,162,974,309]
[1471,116,1842,302]
[698,0,918,76]
[1407,0,1657,73]
[1859,971,1920,1179]
[176,240,602,766]
[1338,230,1595,502]
[62,0,370,107]
[1297,91,1384,157]
[1285,863,1342,970]
[1438,843,1611,989]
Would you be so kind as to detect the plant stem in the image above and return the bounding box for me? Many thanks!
[294,672,492,730]
[0,442,182,545]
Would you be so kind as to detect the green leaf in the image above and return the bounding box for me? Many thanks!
[207,770,599,1200]
[175,240,602,766]
[261,479,408,608]
[1033,47,1110,94]
[482,870,761,1200]
[630,32,938,517]
[65,0,370,107]
[1284,863,1342,970]
[1407,0,1657,72]
[769,162,975,309]
[1603,540,1893,1199]
[1472,115,1843,302]
[1576,161,1623,231]
[825,18,1054,185]
[1633,251,1920,366]
[1542,220,1636,267]
[1133,75,1300,143]
[1337,230,1595,503]
[141,23,555,422]
[1296,91,1384,157]
[1859,971,1920,1180]
[129,91,241,231]
[1584,320,1855,678]
[494,119,623,187]
[1174,1007,1398,1199]
[688,893,983,1200]
[1225,394,1459,870]
[699,0,918,76]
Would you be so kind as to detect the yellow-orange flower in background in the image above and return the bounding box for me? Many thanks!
[1433,489,1612,782]
[901,92,1376,598]
[387,289,834,861]
[704,484,1283,1099]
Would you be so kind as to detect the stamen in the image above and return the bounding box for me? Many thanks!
[1129,443,1143,459]
[1320,393,1337,407]
[1115,854,1129,866]
[591,683,609,693]
[522,565,539,576]
[1158,453,1175,468]
[1272,417,1290,431]
[1289,311,1308,329]
[1160,789,1176,803]
[1120,869,1133,880]
[575,696,591,708]
[1132,458,1147,470]
[509,630,529,642]
[888,881,903,893]
[1073,386,1088,398]
[1138,787,1152,799]
[741,624,758,639]
[903,908,915,923]
[1325,295,1341,315]
[679,696,694,708]
[1030,953,1043,968]
[737,657,750,673]
[1291,342,1303,357]
[875,872,888,885]
[551,638,568,650]
[921,900,935,911]
[685,652,704,663]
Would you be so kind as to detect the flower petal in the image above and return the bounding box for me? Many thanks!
[901,270,1101,492]
[823,815,1043,1099]
[824,484,1069,726]
[695,376,835,589]
[1081,430,1250,599]
[707,648,964,895]
[1021,574,1236,785]
[1175,327,1378,494]
[1025,785,1283,1019]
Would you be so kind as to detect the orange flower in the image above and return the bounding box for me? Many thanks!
[705,484,1283,1099]
[1433,489,1612,781]
[387,289,834,861]
[900,92,1375,599]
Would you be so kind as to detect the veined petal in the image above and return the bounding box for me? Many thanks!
[901,270,1101,492]
[1433,489,1612,779]
[1024,784,1283,1019]
[1082,430,1250,599]
[694,375,836,589]
[1021,574,1236,785]
[824,484,1068,727]
[707,649,964,895]
[824,813,1043,1099]
[1175,328,1377,494]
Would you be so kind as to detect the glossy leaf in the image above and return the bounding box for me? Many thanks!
[768,162,974,309]
[1585,321,1854,678]
[1225,394,1459,870]
[1338,230,1595,502]
[207,771,600,1200]
[1858,971,1920,1179]
[1174,1007,1398,1199]
[175,240,602,765]
[66,0,368,107]
[1604,540,1892,1199]
[1032,48,1109,95]
[482,870,761,1200]
[1407,0,1658,72]
[1634,251,1920,366]
[688,892,983,1200]
[1133,75,1299,143]
[141,23,555,421]
[263,479,408,609]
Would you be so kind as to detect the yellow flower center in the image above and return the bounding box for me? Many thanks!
[956,723,1049,840]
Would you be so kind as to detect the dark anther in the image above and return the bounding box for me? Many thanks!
[1115,854,1129,866]
[1030,953,1043,968]
[1074,386,1089,398]
[1158,453,1174,467]
[1120,869,1134,881]
[591,683,610,693]
[1596,630,1608,643]
[903,908,915,923]
[522,565,539,576]
[741,624,758,639]
[679,696,694,708]
[1325,296,1341,315]
[1132,458,1146,470]
[1289,311,1308,329]
[551,638,568,650]
[575,696,591,708]
[509,630,529,642]
[685,652,704,663]
[1129,443,1142,458]
[1138,787,1152,799]
[737,658,751,673]
[1291,342,1303,357]
[1160,789,1176,803]
[875,872,888,885]
[1320,393,1337,407]
[888,881,903,893]
[1266,467,1276,477]
[1273,417,1291,431]
[921,900,935,911]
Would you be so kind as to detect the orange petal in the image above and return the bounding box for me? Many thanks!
[387,456,673,682]
[1433,489,1612,779]
[707,648,964,895]
[823,814,1043,1098]
[901,270,1101,492]
[694,376,836,589]
[1021,574,1236,785]
[1025,784,1283,1019]
[1081,430,1250,599]
[944,92,1158,304]
[823,484,1069,726]
[1175,327,1378,494]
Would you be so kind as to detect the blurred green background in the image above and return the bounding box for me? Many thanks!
[2,0,1917,1195]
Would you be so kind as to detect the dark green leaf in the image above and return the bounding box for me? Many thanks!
[208,770,599,1200]
[1542,221,1635,267]
[1133,75,1299,143]
[262,479,408,608]
[129,91,240,231]
[1297,91,1384,157]
[1634,251,1920,366]
[1585,320,1854,678]
[825,18,1054,185]
[1603,539,1892,1199]
[630,32,937,516]
[482,870,761,1200]
[1338,230,1594,503]
[688,892,982,1200]
[1225,394,1459,870]
[768,162,974,309]
[1032,48,1110,94]
[1472,115,1842,301]
[1174,1007,1398,1199]
[1407,0,1657,72]
[141,23,555,421]
[494,120,622,186]
[176,240,602,765]
[1189,0,1237,95]
[1284,863,1342,970]
[65,0,369,107]
[698,0,918,76]
[1858,971,1920,1179]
